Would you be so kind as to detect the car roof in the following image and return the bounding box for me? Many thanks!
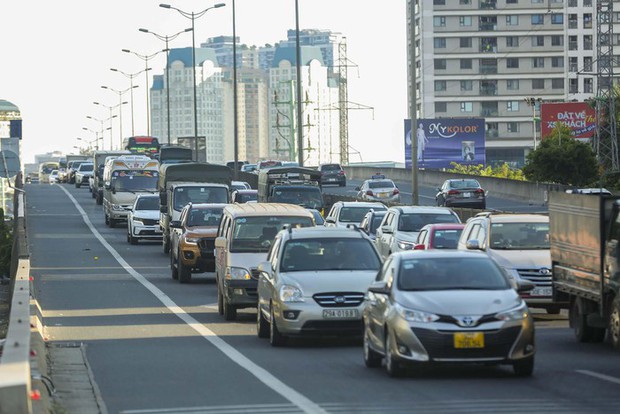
[185,203,229,210]
[223,202,314,217]
[233,189,258,194]
[476,213,548,223]
[422,223,465,230]
[135,193,158,199]
[336,201,387,208]
[283,226,367,240]
[393,249,490,260]
[391,206,456,214]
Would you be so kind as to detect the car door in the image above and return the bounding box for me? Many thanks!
[171,207,188,261]
[215,215,231,283]
[375,211,395,259]
[258,236,282,317]
[365,256,394,352]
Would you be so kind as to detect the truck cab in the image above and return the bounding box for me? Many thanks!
[257,167,324,213]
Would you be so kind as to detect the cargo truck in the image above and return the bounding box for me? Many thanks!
[158,162,232,254]
[92,150,132,205]
[257,166,324,214]
[549,191,620,349]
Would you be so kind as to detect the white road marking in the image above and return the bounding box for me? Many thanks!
[576,369,620,385]
[57,185,327,414]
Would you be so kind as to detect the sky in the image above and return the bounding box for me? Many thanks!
[0,0,407,165]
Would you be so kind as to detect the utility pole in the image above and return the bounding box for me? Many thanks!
[409,0,419,205]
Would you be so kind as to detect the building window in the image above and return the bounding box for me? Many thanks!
[506,15,518,26]
[569,35,578,50]
[460,102,473,112]
[460,16,472,26]
[506,58,519,68]
[507,101,520,111]
[460,58,472,69]
[551,35,563,46]
[552,78,564,89]
[506,36,519,47]
[569,57,578,72]
[435,102,447,112]
[584,78,593,93]
[459,0,471,4]
[584,56,593,72]
[531,14,544,25]
[551,14,564,25]
[434,59,446,70]
[461,80,473,91]
[533,57,545,68]
[532,36,544,46]
[434,0,446,4]
[435,80,447,91]
[434,38,446,49]
[532,79,545,89]
[551,57,564,68]
[584,13,593,29]
[460,37,472,48]
[434,16,446,27]
[584,35,593,50]
[507,79,519,90]
[507,122,519,133]
[506,0,517,3]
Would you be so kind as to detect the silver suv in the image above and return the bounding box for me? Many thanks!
[374,206,461,260]
[324,201,387,228]
[457,212,565,314]
[256,227,382,346]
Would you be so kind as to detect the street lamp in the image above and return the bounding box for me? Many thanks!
[94,101,127,150]
[524,97,542,150]
[110,68,149,136]
[232,0,239,179]
[139,26,193,145]
[87,114,117,150]
[101,85,137,148]
[81,127,100,151]
[160,2,226,161]
[121,48,167,136]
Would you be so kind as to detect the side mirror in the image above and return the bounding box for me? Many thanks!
[465,239,481,250]
[436,187,441,192]
[368,281,389,295]
[214,237,227,249]
[325,217,335,224]
[257,260,273,277]
[169,220,182,228]
[381,225,393,234]
[516,280,536,293]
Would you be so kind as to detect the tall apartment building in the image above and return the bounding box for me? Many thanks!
[408,0,598,167]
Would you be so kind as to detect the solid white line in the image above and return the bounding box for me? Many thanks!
[57,186,327,414]
[576,369,620,385]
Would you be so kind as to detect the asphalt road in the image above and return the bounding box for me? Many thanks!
[27,182,620,414]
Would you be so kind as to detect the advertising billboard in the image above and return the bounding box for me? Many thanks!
[404,118,486,169]
[541,102,596,142]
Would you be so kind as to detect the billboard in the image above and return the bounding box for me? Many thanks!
[541,102,596,142]
[405,118,486,169]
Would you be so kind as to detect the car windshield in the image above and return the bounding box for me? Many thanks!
[187,207,223,227]
[449,180,480,189]
[398,257,510,291]
[174,187,229,211]
[339,206,385,223]
[79,164,93,172]
[280,238,381,272]
[112,171,158,192]
[135,197,159,210]
[230,216,314,253]
[398,213,459,232]
[489,222,550,250]
[368,180,395,189]
[370,214,386,234]
[271,187,323,209]
[432,228,463,249]
[321,164,341,171]
[237,192,257,203]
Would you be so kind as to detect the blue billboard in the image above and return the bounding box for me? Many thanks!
[405,118,486,169]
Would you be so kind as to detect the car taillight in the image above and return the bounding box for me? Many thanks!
[338,170,345,176]
[393,188,400,195]
[447,190,460,195]
[413,244,426,250]
[366,190,374,196]
[474,188,485,194]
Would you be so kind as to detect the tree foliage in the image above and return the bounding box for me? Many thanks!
[447,162,525,180]
[521,124,599,186]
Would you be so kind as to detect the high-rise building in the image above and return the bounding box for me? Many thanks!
[407,0,598,167]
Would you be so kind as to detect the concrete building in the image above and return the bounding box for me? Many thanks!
[407,0,599,167]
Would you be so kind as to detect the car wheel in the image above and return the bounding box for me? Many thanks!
[223,294,237,321]
[217,285,224,315]
[109,218,117,228]
[91,189,96,198]
[75,182,81,188]
[269,305,287,347]
[436,197,443,207]
[570,298,602,343]
[178,250,192,284]
[170,248,178,280]
[257,306,269,338]
[513,355,534,377]
[129,232,138,245]
[163,236,170,255]
[363,328,382,368]
[339,181,346,187]
[96,193,103,205]
[385,329,405,377]
[104,214,109,226]
[608,296,620,350]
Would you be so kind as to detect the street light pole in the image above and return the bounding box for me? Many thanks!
[409,0,419,205]
[122,48,166,136]
[524,97,542,150]
[294,0,304,167]
[98,89,133,148]
[160,2,226,162]
[110,68,149,136]
[139,27,192,145]
[232,0,239,179]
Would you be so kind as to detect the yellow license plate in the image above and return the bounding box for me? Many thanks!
[453,332,484,349]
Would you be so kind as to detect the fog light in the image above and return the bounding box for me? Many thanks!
[233,289,244,296]
[283,310,300,320]
[397,344,410,355]
[525,344,534,352]
[183,251,194,260]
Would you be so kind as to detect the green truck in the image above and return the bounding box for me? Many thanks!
[257,166,324,213]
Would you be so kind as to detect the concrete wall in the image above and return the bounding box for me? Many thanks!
[344,166,569,206]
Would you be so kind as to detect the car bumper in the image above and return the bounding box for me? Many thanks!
[444,197,485,208]
[180,243,215,271]
[109,210,130,220]
[363,194,400,204]
[223,279,258,307]
[273,301,364,336]
[131,222,163,239]
[320,176,345,185]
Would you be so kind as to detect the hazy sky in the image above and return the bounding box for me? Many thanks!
[1,1,407,165]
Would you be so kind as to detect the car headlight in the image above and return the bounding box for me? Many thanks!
[495,302,528,321]
[225,266,251,280]
[279,285,304,303]
[112,204,124,211]
[132,218,144,225]
[395,303,439,323]
[397,239,416,250]
[184,236,200,244]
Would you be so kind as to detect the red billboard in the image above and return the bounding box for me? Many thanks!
[541,102,596,142]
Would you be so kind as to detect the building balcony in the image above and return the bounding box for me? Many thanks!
[480,66,497,75]
[479,24,497,31]
[480,0,497,9]
[480,87,498,96]
[481,109,498,117]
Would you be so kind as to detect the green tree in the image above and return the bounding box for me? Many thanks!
[522,124,599,185]
[447,162,525,180]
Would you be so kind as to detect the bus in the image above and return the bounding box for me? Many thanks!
[39,161,60,184]
[122,136,160,158]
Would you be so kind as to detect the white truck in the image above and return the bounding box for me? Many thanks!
[102,155,160,228]
[158,163,232,254]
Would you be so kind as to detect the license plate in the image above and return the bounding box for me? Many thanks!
[328,178,336,181]
[530,286,552,296]
[154,228,162,233]
[378,192,388,198]
[463,192,471,198]
[454,332,484,348]
[322,309,359,319]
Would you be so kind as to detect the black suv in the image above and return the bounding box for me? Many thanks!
[318,163,346,187]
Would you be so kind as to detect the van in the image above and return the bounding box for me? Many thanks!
[214,203,316,321]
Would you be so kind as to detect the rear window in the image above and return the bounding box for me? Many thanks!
[339,206,384,223]
[432,229,463,249]
[321,164,342,171]
[136,197,159,210]
[368,180,395,189]
[187,207,223,227]
[280,238,380,272]
[398,213,459,232]
[449,180,480,189]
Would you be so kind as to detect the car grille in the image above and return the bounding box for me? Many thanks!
[411,326,521,360]
[517,268,552,287]
[198,238,215,253]
[250,268,260,280]
[313,292,365,308]
[141,219,159,226]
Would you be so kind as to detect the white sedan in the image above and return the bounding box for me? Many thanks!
[356,178,401,204]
